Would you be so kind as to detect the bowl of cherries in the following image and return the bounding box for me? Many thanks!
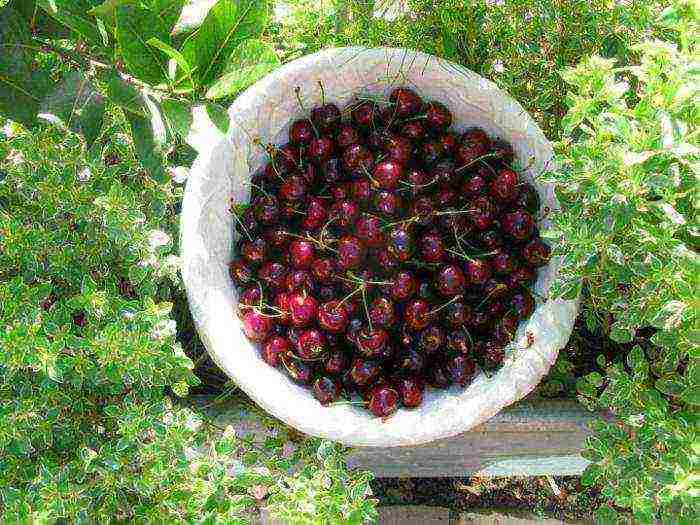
[181,48,578,447]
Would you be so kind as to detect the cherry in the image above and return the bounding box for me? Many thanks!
[280,201,300,222]
[350,178,372,207]
[240,237,267,265]
[490,249,518,275]
[409,196,435,226]
[373,249,399,274]
[241,309,272,342]
[288,239,315,269]
[310,103,341,133]
[419,232,445,263]
[455,140,488,169]
[331,183,350,201]
[324,350,349,375]
[308,136,334,164]
[486,300,505,318]
[383,135,413,165]
[389,87,422,117]
[351,100,378,127]
[482,340,506,370]
[395,376,424,408]
[401,121,426,141]
[273,292,292,325]
[285,269,314,292]
[512,266,537,286]
[258,261,287,291]
[349,358,381,386]
[514,183,540,213]
[470,310,493,333]
[511,289,535,319]
[240,285,262,307]
[229,260,254,286]
[424,101,452,130]
[390,270,417,301]
[462,172,488,197]
[460,128,490,148]
[313,376,342,405]
[368,297,397,328]
[396,348,425,373]
[404,168,433,196]
[435,264,466,296]
[372,160,403,191]
[447,329,472,354]
[261,336,288,367]
[481,278,509,302]
[336,123,362,148]
[239,207,258,234]
[317,300,349,333]
[373,190,402,217]
[342,143,374,175]
[289,119,315,146]
[263,161,284,182]
[301,197,328,231]
[367,127,392,151]
[490,138,514,164]
[445,355,476,387]
[421,140,443,166]
[356,326,389,358]
[295,328,326,360]
[276,143,301,171]
[493,315,517,346]
[426,364,452,389]
[420,325,445,354]
[288,292,318,327]
[387,224,414,262]
[337,236,366,269]
[252,195,279,225]
[265,225,291,250]
[468,196,497,230]
[522,238,551,267]
[432,161,458,189]
[489,168,519,202]
[311,257,338,284]
[444,299,472,328]
[464,259,492,285]
[330,199,359,229]
[501,209,536,240]
[479,230,503,250]
[368,384,399,418]
[282,353,315,384]
[404,298,432,331]
[438,132,458,155]
[355,213,385,248]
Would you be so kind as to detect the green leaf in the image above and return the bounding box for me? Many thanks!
[181,0,269,84]
[205,38,280,100]
[609,322,634,344]
[115,4,170,85]
[12,0,71,38]
[146,37,195,88]
[161,99,193,140]
[655,378,683,396]
[679,386,700,406]
[0,8,53,125]
[90,0,185,32]
[100,70,146,117]
[205,103,230,134]
[36,0,102,44]
[126,111,165,180]
[38,72,105,147]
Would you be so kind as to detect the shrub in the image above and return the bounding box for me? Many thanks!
[543,3,699,521]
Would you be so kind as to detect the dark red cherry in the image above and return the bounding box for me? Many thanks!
[261,336,288,367]
[368,384,399,418]
[301,197,329,231]
[409,196,435,226]
[336,123,362,148]
[455,140,488,169]
[263,161,284,182]
[435,264,465,296]
[288,239,315,269]
[438,132,458,155]
[331,183,351,201]
[468,196,497,230]
[313,376,341,405]
[241,237,267,265]
[342,143,374,175]
[320,157,342,184]
[324,350,349,375]
[512,266,537,286]
[368,297,397,328]
[310,103,341,133]
[350,178,372,207]
[395,376,424,408]
[355,214,385,248]
[317,285,336,302]
[383,135,413,165]
[373,190,402,217]
[389,87,423,117]
[501,209,536,240]
[367,127,392,151]
[511,289,535,319]
[421,140,443,166]
[308,136,334,164]
[396,348,425,373]
[356,326,389,358]
[405,168,434,195]
[401,120,426,141]
[387,224,414,262]
[492,316,517,346]
[273,292,291,325]
[462,172,488,197]
[432,160,458,188]
[330,199,359,229]
[461,128,490,148]
[447,329,472,354]
[337,236,366,269]
[481,278,509,302]
[276,143,301,171]
[419,232,444,263]
[479,230,503,250]
[285,269,314,292]
[241,309,272,342]
[424,101,452,130]
[311,257,338,285]
[282,353,315,384]
[486,300,506,318]
[252,195,279,225]
[490,249,518,275]
[239,207,258,234]
[444,299,472,328]
[372,160,403,190]
[349,358,381,386]
[489,168,519,202]
[265,225,291,250]
[445,355,476,387]
[522,238,551,267]
[351,100,378,127]
[465,259,492,285]
[258,261,287,291]
[289,119,315,146]
[317,300,349,333]
[240,285,262,307]
[490,138,514,164]
[482,340,506,370]
[295,328,326,360]
[426,364,452,389]
[229,260,254,286]
[288,292,318,327]
[373,249,399,274]
[404,299,432,331]
[514,183,540,213]
[470,310,493,333]
[419,325,444,354]
[391,270,417,301]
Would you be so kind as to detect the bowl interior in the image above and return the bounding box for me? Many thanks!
[181,47,577,447]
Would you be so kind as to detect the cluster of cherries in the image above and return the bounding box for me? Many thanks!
[229,87,551,418]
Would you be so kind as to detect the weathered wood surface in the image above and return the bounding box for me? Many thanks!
[194,397,600,478]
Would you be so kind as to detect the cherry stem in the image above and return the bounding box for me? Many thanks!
[231,209,254,242]
[455,152,499,173]
[318,80,326,106]
[427,295,461,316]
[361,285,373,331]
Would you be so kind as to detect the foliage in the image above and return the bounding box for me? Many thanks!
[543,3,699,522]
[0,0,281,175]
[0,119,375,523]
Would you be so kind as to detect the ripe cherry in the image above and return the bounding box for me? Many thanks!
[404,298,432,331]
[501,209,536,240]
[438,132,458,155]
[273,292,292,325]
[396,348,425,373]
[395,376,424,408]
[514,183,540,213]
[424,101,452,130]
[350,178,372,207]
[389,87,423,117]
[355,214,385,248]
[445,355,476,387]
[511,289,535,319]
[258,261,287,291]
[330,199,359,229]
[308,136,334,164]
[320,157,342,184]
[421,140,443,166]
[368,384,399,418]
[311,257,338,285]
[282,353,315,384]
[455,139,488,169]
[288,292,318,327]
[241,309,272,342]
[337,236,366,269]
[373,190,402,217]
[490,249,518,275]
[313,376,342,405]
[336,123,362,148]
[460,128,490,149]
[432,161,458,189]
[522,238,551,267]
[252,195,279,225]
[391,270,417,301]
[229,260,254,286]
[479,230,503,250]
[447,329,472,354]
[349,358,381,386]
[419,232,445,263]
[368,297,397,328]
[295,328,326,360]
[285,269,314,292]
[409,196,435,226]
[342,143,374,175]
[261,336,288,367]
[310,103,341,133]
[435,264,466,296]
[444,300,472,328]
[373,249,399,274]
[276,143,301,171]
[426,364,452,389]
[401,120,426,141]
[419,324,445,354]
[301,197,328,231]
[289,119,315,146]
[387,224,414,262]
[482,340,506,370]
[372,160,403,190]
[468,196,497,230]
[317,300,349,333]
[351,100,378,127]
[383,135,413,165]
[464,259,492,285]
[288,239,315,268]
[356,326,389,358]
[265,225,291,250]
[241,237,267,265]
[490,138,514,164]
[462,172,488,197]
[240,285,262,307]
[489,168,519,202]
[324,350,349,375]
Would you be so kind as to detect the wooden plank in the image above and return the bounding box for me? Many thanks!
[192,397,600,478]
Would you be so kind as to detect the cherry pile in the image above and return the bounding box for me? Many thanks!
[229,87,552,418]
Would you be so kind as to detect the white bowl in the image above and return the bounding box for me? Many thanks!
[181,47,578,447]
